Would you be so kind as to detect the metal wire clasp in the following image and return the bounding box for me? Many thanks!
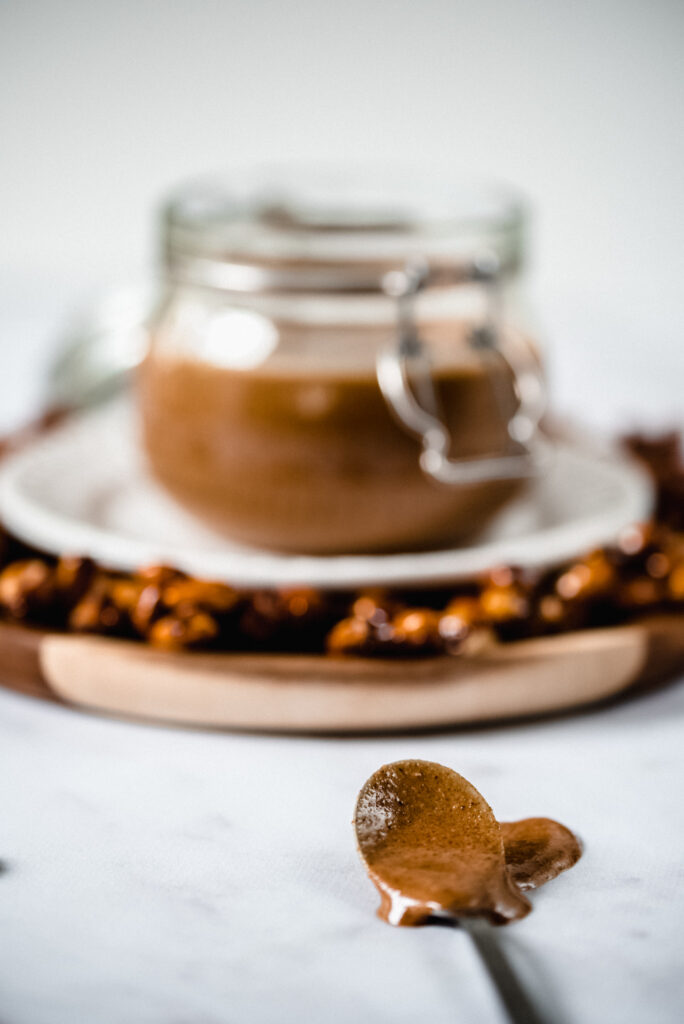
[376,257,546,485]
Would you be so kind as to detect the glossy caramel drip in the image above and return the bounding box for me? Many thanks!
[354,760,581,927]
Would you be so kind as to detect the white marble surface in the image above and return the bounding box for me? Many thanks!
[2,673,684,1024]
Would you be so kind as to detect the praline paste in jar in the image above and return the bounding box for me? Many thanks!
[139,320,524,554]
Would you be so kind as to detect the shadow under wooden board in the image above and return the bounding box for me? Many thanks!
[0,616,682,733]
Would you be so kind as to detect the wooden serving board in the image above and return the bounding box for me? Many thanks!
[1,616,682,732]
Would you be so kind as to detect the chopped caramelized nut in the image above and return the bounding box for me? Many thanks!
[130,583,163,634]
[68,576,126,634]
[327,616,371,654]
[668,562,684,601]
[148,610,219,649]
[553,552,614,603]
[392,609,443,651]
[443,596,481,625]
[161,578,238,614]
[0,560,53,618]
[480,584,529,622]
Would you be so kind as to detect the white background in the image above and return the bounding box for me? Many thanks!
[1,0,683,430]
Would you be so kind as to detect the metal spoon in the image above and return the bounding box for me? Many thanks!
[354,760,550,1024]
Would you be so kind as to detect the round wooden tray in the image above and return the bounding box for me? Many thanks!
[1,616,682,732]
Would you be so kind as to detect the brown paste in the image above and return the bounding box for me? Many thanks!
[354,760,580,926]
[501,817,582,891]
[139,321,523,555]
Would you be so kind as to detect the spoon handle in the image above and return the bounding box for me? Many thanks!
[461,918,548,1024]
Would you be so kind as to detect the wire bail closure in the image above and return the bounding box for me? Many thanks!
[376,256,546,485]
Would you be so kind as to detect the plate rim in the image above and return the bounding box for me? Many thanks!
[0,403,653,589]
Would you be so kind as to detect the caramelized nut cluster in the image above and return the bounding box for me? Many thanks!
[0,552,341,653]
[0,430,682,658]
[326,593,484,658]
[325,524,684,656]
[624,432,684,531]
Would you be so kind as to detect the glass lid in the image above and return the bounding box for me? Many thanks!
[162,165,526,293]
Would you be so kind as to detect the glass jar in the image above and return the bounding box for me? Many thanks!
[139,168,545,555]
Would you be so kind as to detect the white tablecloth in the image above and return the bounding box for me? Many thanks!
[1,284,683,1024]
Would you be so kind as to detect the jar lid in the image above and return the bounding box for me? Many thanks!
[161,166,526,294]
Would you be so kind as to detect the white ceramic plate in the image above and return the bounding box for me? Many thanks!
[0,400,652,588]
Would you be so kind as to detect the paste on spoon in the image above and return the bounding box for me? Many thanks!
[354,760,580,926]
[501,817,582,890]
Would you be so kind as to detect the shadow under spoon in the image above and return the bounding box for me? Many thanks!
[458,916,547,1024]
